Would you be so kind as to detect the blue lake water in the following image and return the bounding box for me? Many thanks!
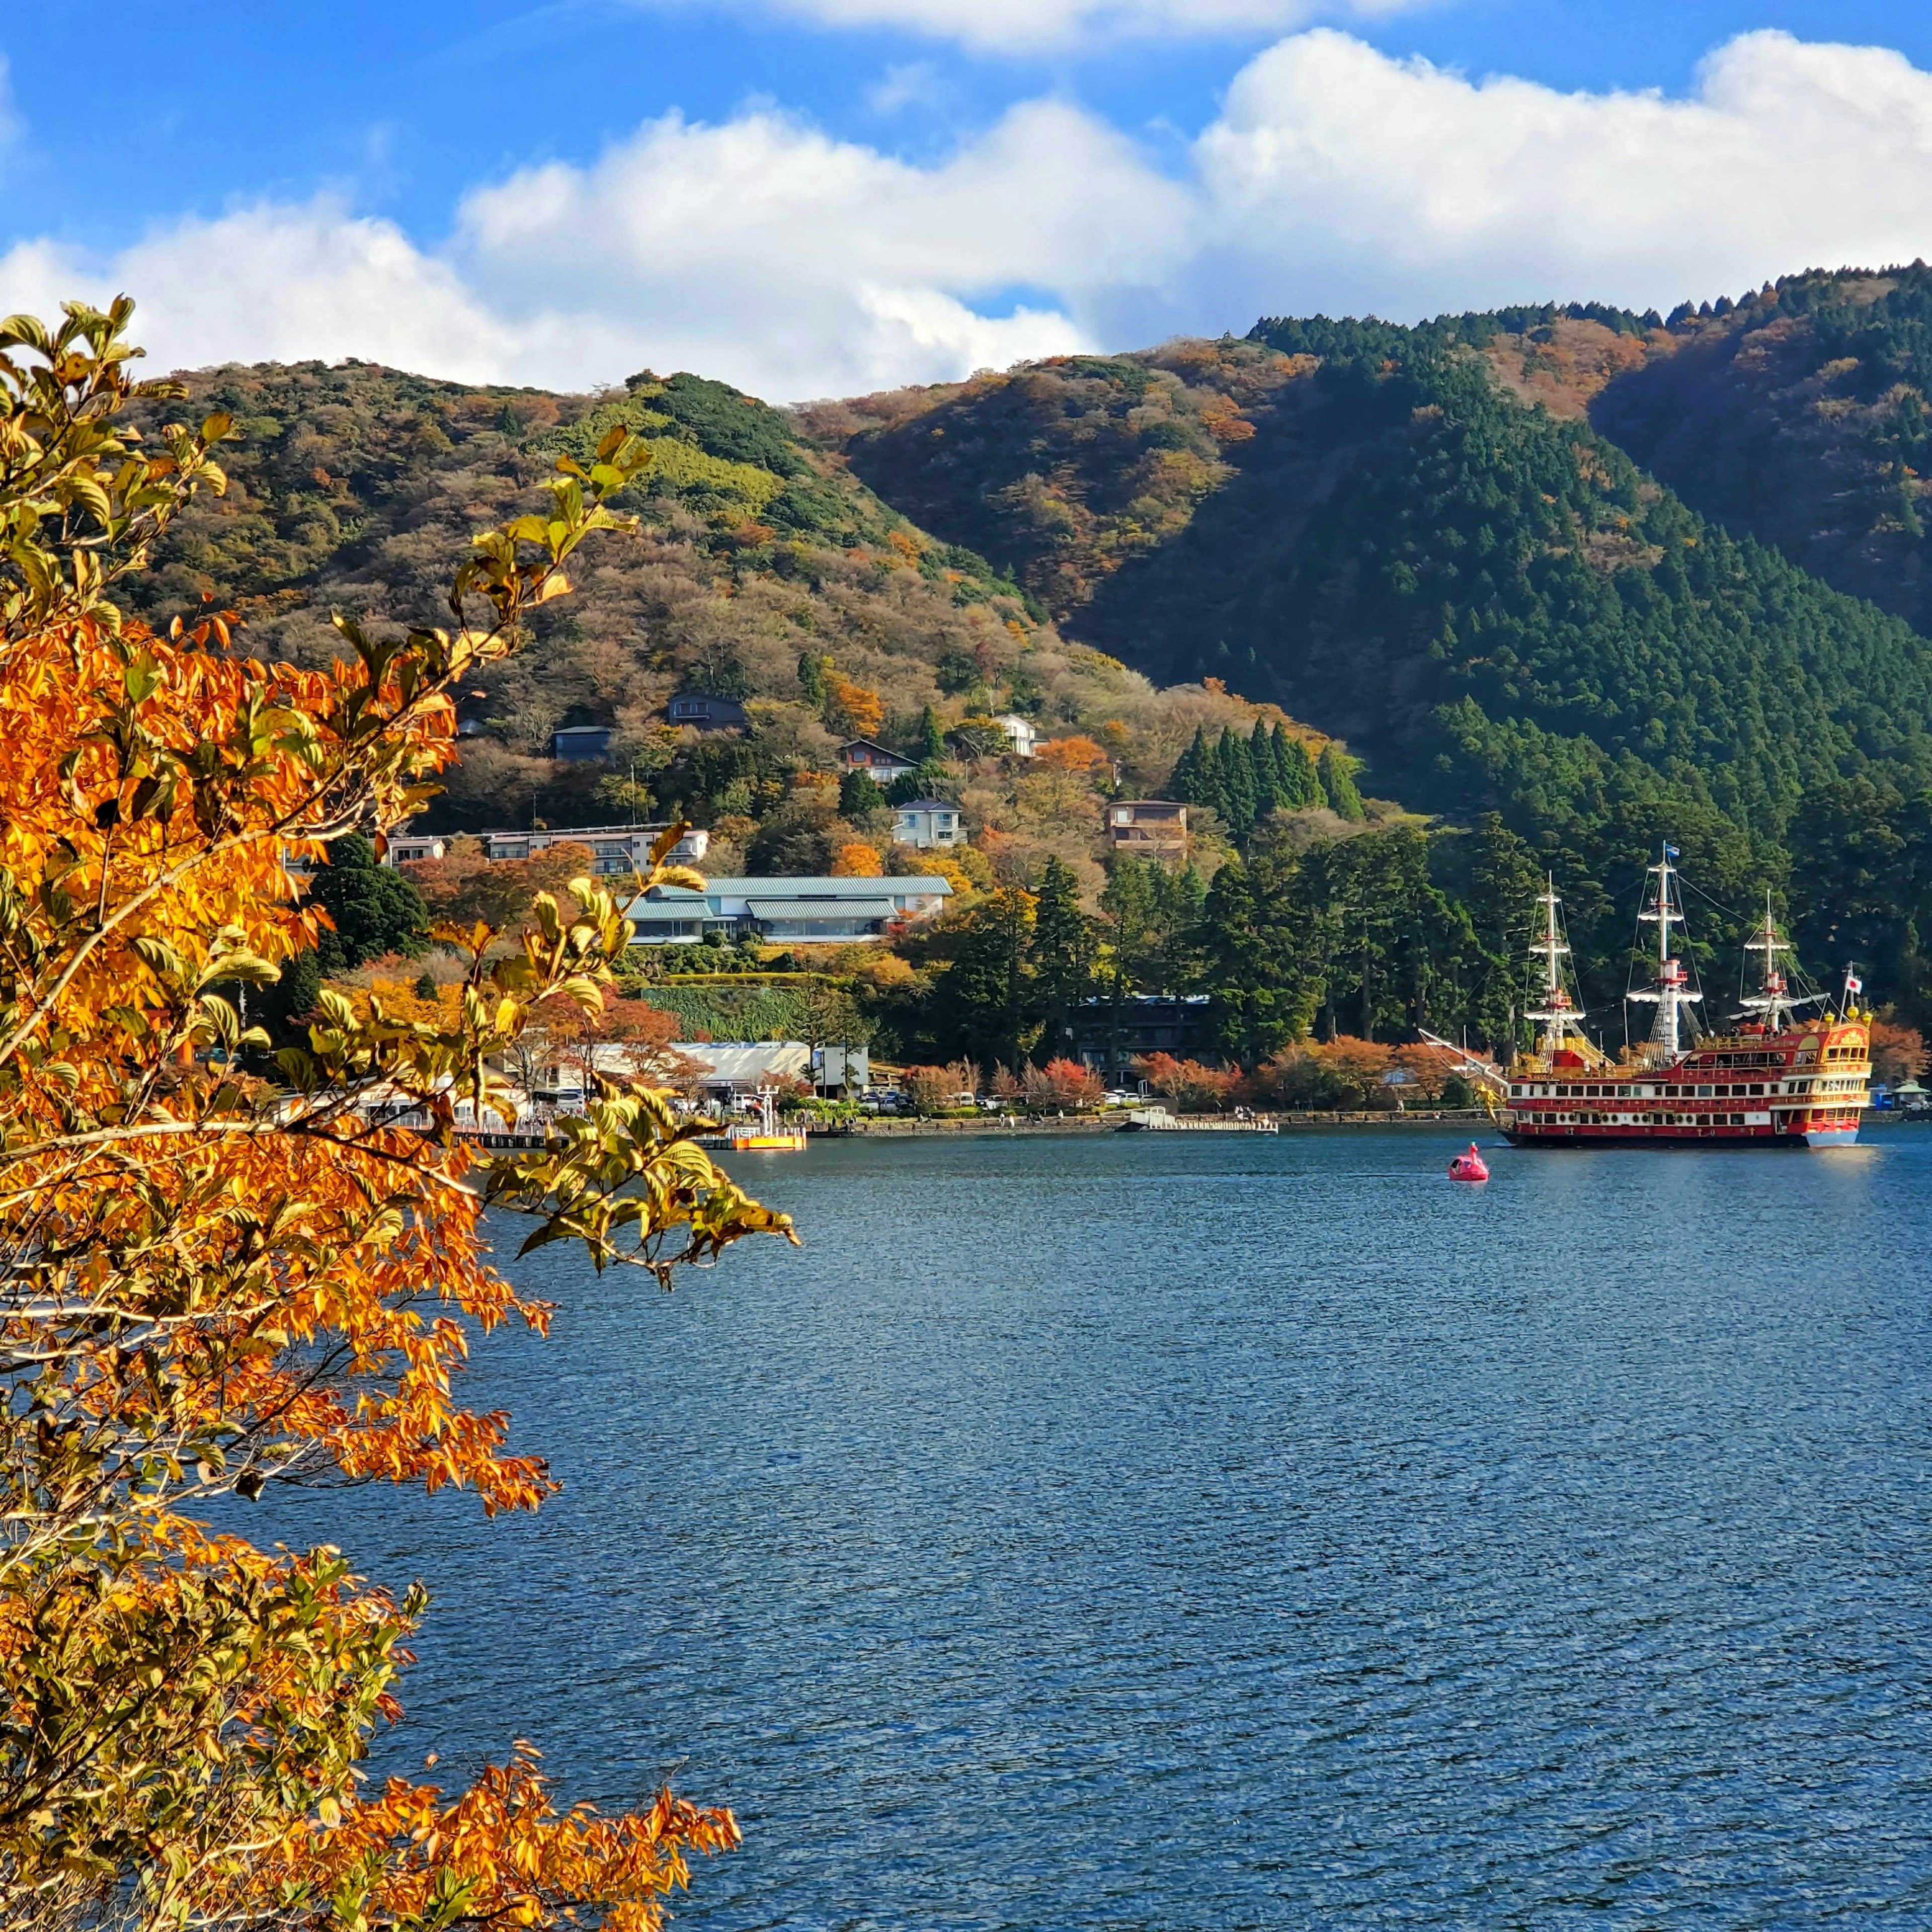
[257,1127,1932,1929]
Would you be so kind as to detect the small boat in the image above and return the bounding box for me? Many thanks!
[1448,1143,1490,1182]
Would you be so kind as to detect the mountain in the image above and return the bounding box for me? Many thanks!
[815,297,1932,848]
[128,357,1322,885]
[1590,266,1932,635]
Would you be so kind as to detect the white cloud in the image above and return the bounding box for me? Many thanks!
[6,31,1932,401]
[1191,29,1932,321]
[705,0,1427,54]
[448,100,1188,395]
[0,202,524,384]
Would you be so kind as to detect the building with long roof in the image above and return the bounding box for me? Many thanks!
[625,874,952,945]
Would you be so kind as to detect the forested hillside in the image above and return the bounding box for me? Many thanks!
[820,303,1932,857]
[1592,266,1932,634]
[130,358,1323,888]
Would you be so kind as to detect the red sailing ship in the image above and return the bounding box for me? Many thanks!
[1495,847,1870,1149]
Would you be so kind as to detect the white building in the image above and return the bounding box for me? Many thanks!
[626,874,952,944]
[677,1040,870,1104]
[384,831,446,868]
[995,714,1038,757]
[480,824,710,875]
[891,798,965,849]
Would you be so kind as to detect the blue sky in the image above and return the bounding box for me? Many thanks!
[4,2,1931,398]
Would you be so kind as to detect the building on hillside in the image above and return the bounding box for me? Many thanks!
[666,691,748,730]
[552,723,613,762]
[891,798,964,849]
[384,830,446,868]
[995,713,1039,757]
[625,874,952,945]
[839,737,917,778]
[1105,799,1189,860]
[1065,994,1213,1081]
[479,824,710,873]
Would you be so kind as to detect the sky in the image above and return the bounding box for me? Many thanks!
[4,2,1932,400]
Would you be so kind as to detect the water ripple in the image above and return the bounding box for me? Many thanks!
[260,1130,1932,1929]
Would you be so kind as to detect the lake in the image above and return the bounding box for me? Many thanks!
[258,1126,1932,1929]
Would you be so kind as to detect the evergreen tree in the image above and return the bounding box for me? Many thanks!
[1167,725,1210,806]
[1318,745,1366,822]
[886,762,953,806]
[1248,720,1282,816]
[839,767,887,815]
[917,705,947,763]
[1029,856,1097,1058]
[945,887,1039,1068]
[1217,727,1257,837]
[1273,725,1319,808]
[309,835,429,973]
[1460,813,1545,1053]
[797,650,828,707]
[1193,857,1318,1065]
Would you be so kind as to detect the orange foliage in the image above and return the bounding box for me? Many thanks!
[1134,1053,1244,1111]
[1034,734,1108,773]
[405,839,597,929]
[831,839,884,876]
[0,302,785,1925]
[826,675,884,740]
[1024,1057,1104,1109]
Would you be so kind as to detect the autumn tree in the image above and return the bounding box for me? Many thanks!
[0,300,794,1930]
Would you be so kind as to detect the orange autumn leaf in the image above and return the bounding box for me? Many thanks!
[0,298,787,1929]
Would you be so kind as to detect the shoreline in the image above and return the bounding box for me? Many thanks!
[813,1109,1494,1138]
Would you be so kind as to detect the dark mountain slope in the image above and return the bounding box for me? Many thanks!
[1592,267,1932,633]
[818,311,1932,842]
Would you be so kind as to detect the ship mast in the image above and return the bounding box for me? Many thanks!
[1523,874,1590,1062]
[1738,891,1801,1032]
[1627,842,1702,1059]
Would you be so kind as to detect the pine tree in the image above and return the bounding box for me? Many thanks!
[1217,727,1257,837]
[839,767,887,815]
[1029,856,1097,1058]
[1195,858,1318,1065]
[917,705,947,763]
[1168,725,1210,804]
[797,650,828,707]
[1273,723,1319,808]
[1318,744,1366,821]
[1248,720,1281,816]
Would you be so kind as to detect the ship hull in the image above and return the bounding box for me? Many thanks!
[1502,1125,1848,1149]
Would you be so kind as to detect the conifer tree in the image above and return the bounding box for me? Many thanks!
[1217,727,1257,836]
[1273,723,1320,808]
[1029,856,1097,1057]
[917,704,947,763]
[1318,743,1367,821]
[797,649,828,707]
[1248,720,1282,816]
[1168,725,1210,805]
[1195,857,1318,1064]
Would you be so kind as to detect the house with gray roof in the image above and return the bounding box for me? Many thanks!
[625,874,952,945]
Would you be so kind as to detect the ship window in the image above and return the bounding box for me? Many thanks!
[1749,1083,1763,1094]
[1696,1084,1712,1097]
